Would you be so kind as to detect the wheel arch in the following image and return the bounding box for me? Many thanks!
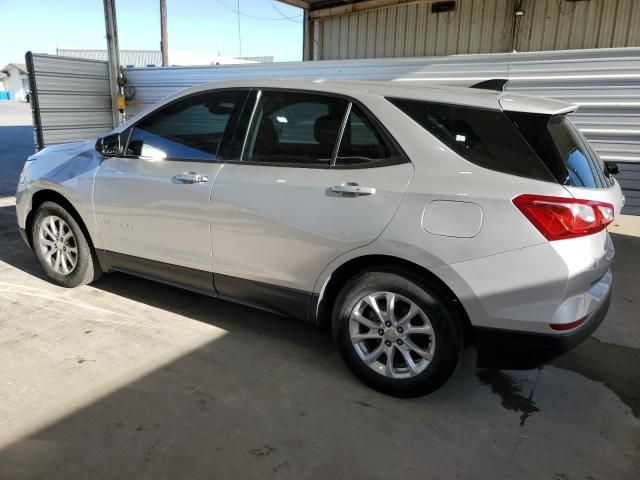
[26,190,103,268]
[313,254,475,345]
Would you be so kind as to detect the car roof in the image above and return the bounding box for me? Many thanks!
[120,78,576,131]
[184,78,575,114]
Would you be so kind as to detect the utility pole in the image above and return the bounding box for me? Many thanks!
[103,0,121,127]
[160,0,169,66]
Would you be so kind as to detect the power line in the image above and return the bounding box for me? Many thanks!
[213,0,303,21]
[268,0,303,23]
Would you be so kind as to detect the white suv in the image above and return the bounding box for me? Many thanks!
[16,79,624,396]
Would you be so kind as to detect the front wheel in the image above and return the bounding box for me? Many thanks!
[31,201,101,288]
[333,270,462,397]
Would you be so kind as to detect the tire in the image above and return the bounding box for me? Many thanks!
[31,201,102,288]
[333,269,462,397]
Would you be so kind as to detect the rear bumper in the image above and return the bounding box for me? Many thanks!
[474,286,611,369]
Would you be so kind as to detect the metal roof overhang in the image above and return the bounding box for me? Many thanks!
[276,0,435,19]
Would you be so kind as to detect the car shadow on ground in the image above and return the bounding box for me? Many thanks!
[0,204,638,479]
[0,125,34,197]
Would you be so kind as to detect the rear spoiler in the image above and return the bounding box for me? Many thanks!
[470,79,508,92]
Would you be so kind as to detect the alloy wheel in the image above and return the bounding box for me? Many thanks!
[37,215,79,275]
[349,291,436,379]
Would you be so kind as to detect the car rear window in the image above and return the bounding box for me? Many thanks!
[507,112,613,188]
[387,98,555,182]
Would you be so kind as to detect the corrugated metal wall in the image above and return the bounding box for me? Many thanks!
[123,47,640,214]
[26,53,113,148]
[517,0,640,52]
[321,0,515,59]
[317,0,640,60]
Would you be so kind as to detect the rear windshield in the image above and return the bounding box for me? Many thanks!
[387,98,555,182]
[507,112,613,188]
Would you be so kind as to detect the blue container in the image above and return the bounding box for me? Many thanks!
[0,91,8,100]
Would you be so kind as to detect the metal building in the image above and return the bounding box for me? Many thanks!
[56,49,162,68]
[279,0,640,60]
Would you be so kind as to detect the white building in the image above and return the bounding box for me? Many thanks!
[56,49,255,67]
[0,63,29,101]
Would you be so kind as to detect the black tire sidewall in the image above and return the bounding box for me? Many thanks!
[333,269,462,397]
[31,202,96,288]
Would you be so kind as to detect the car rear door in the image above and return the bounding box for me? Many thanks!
[210,89,413,318]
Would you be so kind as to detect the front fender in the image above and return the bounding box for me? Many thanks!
[18,142,103,248]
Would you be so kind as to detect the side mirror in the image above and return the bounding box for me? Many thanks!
[604,161,619,176]
[96,133,123,157]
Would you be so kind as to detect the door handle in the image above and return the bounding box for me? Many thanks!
[331,183,376,196]
[173,172,209,184]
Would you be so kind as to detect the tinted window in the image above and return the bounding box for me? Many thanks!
[334,107,391,166]
[127,90,247,160]
[548,116,611,188]
[388,98,554,182]
[244,91,348,166]
[507,112,612,188]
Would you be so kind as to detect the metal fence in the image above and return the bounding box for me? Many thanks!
[26,52,113,149]
[123,47,640,214]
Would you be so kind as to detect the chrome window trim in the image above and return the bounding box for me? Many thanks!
[331,102,352,167]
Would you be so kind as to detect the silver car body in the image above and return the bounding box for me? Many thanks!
[15,79,624,359]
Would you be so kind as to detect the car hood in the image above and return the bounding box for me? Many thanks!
[29,140,96,161]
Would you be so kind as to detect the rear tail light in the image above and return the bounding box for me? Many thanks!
[513,194,614,241]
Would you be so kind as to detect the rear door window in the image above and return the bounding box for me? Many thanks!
[388,98,554,182]
[243,91,348,166]
[334,106,393,167]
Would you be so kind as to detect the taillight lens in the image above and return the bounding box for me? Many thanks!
[513,194,615,241]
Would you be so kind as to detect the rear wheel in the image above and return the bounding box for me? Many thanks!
[31,201,101,287]
[333,270,462,397]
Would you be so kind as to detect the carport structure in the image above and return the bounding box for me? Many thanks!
[278,0,640,60]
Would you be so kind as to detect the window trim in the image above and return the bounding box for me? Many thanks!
[121,87,252,163]
[331,102,352,165]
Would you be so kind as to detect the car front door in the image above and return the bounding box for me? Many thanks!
[210,90,414,317]
[92,89,250,292]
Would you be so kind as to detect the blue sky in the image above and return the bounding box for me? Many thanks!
[0,0,303,66]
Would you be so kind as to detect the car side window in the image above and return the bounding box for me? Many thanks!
[388,97,554,181]
[126,90,248,161]
[334,106,392,167]
[243,91,348,166]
